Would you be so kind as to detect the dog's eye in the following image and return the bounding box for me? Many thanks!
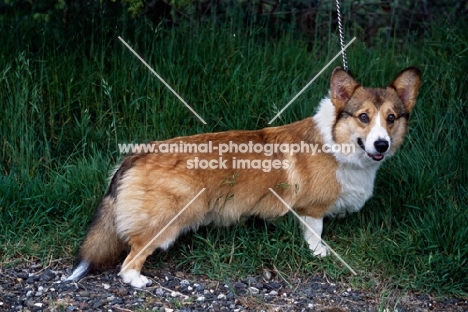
[387,114,395,124]
[358,113,369,124]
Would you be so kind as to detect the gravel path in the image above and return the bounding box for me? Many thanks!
[1,261,467,311]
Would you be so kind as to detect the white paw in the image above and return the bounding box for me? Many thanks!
[121,269,151,288]
[310,242,328,258]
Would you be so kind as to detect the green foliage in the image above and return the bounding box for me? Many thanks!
[124,0,145,17]
[2,0,467,42]
[0,1,467,299]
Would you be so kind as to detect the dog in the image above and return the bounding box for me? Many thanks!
[66,67,421,287]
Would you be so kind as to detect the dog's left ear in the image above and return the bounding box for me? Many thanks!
[388,67,422,113]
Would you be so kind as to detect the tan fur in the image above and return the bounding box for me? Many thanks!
[72,67,421,286]
[80,196,124,268]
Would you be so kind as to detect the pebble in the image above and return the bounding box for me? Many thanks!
[26,277,36,284]
[16,273,29,279]
[39,269,56,282]
[248,286,259,295]
[105,295,115,302]
[26,299,36,307]
[155,287,165,296]
[263,269,272,280]
[34,288,43,297]
[303,287,313,297]
[92,300,103,309]
[244,277,257,284]
[116,286,128,296]
[253,282,263,289]
[234,282,247,289]
[78,290,90,297]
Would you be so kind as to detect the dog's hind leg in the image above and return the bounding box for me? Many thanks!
[119,225,182,288]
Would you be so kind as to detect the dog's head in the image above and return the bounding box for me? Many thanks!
[329,67,421,165]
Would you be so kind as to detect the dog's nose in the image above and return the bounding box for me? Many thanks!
[374,140,389,153]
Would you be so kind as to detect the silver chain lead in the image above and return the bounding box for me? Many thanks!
[336,0,348,72]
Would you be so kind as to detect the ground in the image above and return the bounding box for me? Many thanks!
[1,260,466,311]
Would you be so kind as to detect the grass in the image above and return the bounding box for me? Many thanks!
[1,4,467,300]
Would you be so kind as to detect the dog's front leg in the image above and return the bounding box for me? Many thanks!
[302,216,328,257]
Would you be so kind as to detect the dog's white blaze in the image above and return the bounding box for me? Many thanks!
[365,112,390,154]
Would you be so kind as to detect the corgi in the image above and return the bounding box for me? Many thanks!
[66,67,421,287]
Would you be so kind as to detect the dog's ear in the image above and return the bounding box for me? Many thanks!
[330,67,360,110]
[388,67,421,113]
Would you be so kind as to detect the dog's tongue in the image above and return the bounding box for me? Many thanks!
[369,153,384,161]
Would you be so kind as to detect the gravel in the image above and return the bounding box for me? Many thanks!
[0,261,467,311]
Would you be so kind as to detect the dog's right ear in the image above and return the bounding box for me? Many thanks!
[330,67,360,110]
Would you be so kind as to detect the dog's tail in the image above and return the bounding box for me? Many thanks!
[65,196,123,281]
[66,158,135,281]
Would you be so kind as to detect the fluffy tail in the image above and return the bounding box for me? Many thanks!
[66,196,124,281]
[66,158,135,281]
[65,154,144,281]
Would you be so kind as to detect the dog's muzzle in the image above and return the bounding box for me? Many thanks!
[357,138,387,161]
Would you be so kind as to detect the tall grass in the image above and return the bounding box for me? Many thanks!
[0,5,467,298]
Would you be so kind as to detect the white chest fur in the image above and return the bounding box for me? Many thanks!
[326,163,378,217]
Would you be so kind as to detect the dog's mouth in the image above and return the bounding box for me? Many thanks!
[357,138,384,162]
